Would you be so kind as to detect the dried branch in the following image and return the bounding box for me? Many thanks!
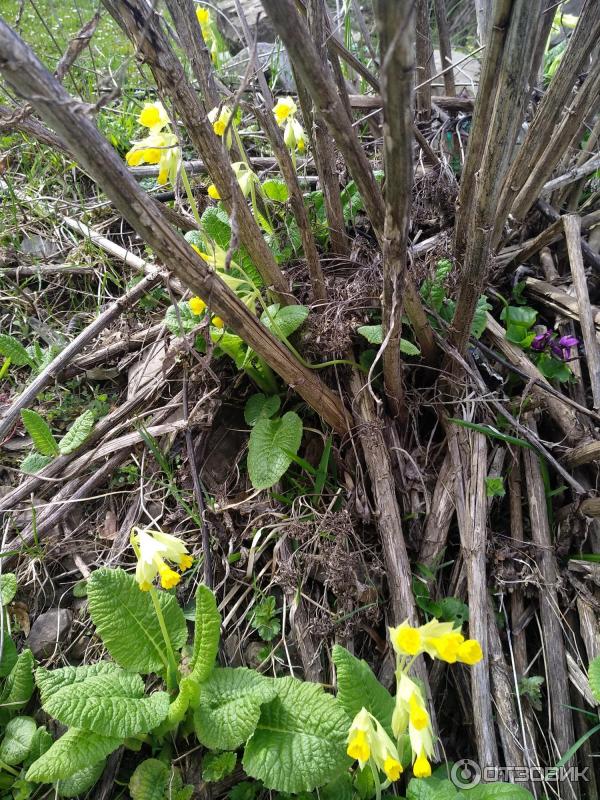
[433,0,456,96]
[415,0,433,121]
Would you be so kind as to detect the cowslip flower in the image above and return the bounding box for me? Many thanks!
[390,619,483,665]
[232,161,258,198]
[273,96,306,153]
[125,102,181,186]
[189,296,206,315]
[196,6,211,29]
[209,105,232,137]
[212,316,224,329]
[207,184,221,200]
[131,527,193,591]
[392,673,434,778]
[138,101,170,132]
[347,708,403,782]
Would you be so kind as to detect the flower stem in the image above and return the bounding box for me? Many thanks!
[149,587,179,692]
[181,165,203,229]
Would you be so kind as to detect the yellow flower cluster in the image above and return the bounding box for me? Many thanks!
[196,6,220,63]
[346,618,483,784]
[131,527,193,591]
[125,102,181,187]
[272,97,306,153]
[209,105,232,138]
[188,296,224,330]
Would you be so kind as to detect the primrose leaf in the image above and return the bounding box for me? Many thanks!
[39,670,169,737]
[165,301,200,336]
[262,179,289,202]
[332,645,395,737]
[129,758,170,800]
[0,635,17,678]
[406,776,458,799]
[485,476,505,498]
[243,676,351,794]
[589,656,600,702]
[0,334,36,367]
[20,409,59,456]
[194,667,277,750]
[471,295,492,339]
[244,393,281,426]
[357,325,382,344]
[56,760,106,798]
[202,751,237,782]
[400,338,421,356]
[23,726,53,769]
[87,568,187,674]
[0,572,17,605]
[460,782,535,799]
[260,304,309,340]
[0,650,35,725]
[190,584,221,684]
[58,410,95,455]
[20,452,53,474]
[0,716,37,765]
[25,728,121,783]
[247,412,303,490]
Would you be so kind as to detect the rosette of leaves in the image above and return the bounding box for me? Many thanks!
[19,408,95,474]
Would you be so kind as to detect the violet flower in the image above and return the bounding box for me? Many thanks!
[531,330,552,351]
[550,335,580,361]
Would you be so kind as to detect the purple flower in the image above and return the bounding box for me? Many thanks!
[531,330,552,351]
[551,335,580,361]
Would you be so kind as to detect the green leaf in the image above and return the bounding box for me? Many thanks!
[87,568,187,674]
[320,773,354,800]
[190,584,221,684]
[262,179,289,202]
[500,305,537,328]
[400,338,421,356]
[39,669,169,737]
[194,667,277,750]
[0,716,37,765]
[462,783,534,799]
[438,597,469,626]
[407,776,458,799]
[357,324,382,344]
[332,645,395,736]
[260,304,309,339]
[248,412,303,490]
[244,393,281,426]
[199,207,262,286]
[202,751,237,782]
[35,662,122,704]
[536,352,572,382]
[0,635,18,678]
[0,334,35,367]
[25,728,121,783]
[211,330,247,368]
[243,676,351,793]
[589,656,600,702]
[0,572,17,605]
[471,296,491,339]
[20,452,53,474]
[22,727,53,769]
[485,476,505,498]
[57,410,95,455]
[165,301,199,336]
[56,760,106,798]
[129,758,170,800]
[20,409,59,456]
[0,650,35,725]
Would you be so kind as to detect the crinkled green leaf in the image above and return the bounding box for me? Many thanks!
[58,410,95,455]
[194,667,277,750]
[244,393,281,426]
[56,760,106,798]
[25,728,121,782]
[357,324,382,344]
[461,782,535,799]
[320,773,354,800]
[0,573,17,605]
[262,179,289,202]
[407,776,458,799]
[400,338,421,356]
[165,301,200,336]
[20,409,59,456]
[23,726,53,769]
[471,296,491,340]
[260,304,309,340]
[202,751,237,782]
[129,758,170,800]
[247,412,303,490]
[20,452,54,474]
[87,568,187,674]
[332,644,395,736]
[0,716,37,765]
[40,670,169,737]
[0,634,18,678]
[0,649,34,724]
[199,207,262,286]
[211,330,247,368]
[243,676,351,793]
[589,656,600,702]
[0,335,35,367]
[190,584,221,683]
[35,662,121,704]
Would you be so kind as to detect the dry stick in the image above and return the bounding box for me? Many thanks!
[260,0,438,364]
[543,151,600,195]
[374,0,415,418]
[228,1,326,302]
[496,0,600,229]
[451,427,499,768]
[164,0,220,111]
[305,0,349,256]
[415,0,433,121]
[510,61,600,225]
[0,22,349,434]
[564,215,600,410]
[536,199,600,274]
[450,0,542,355]
[433,0,456,96]
[0,270,164,442]
[0,103,70,155]
[453,0,513,261]
[486,599,532,787]
[102,0,291,303]
[522,416,578,797]
[528,0,558,90]
[485,314,584,444]
[561,114,600,210]
[418,451,456,566]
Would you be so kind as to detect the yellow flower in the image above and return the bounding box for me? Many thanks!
[196,6,211,27]
[390,621,422,656]
[131,527,192,591]
[273,97,297,125]
[209,105,232,137]
[383,755,403,782]
[207,183,221,200]
[347,728,370,762]
[125,131,181,187]
[189,296,206,315]
[138,101,169,131]
[347,708,403,782]
[457,639,483,665]
[413,749,432,778]
[283,117,306,152]
[212,316,224,328]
